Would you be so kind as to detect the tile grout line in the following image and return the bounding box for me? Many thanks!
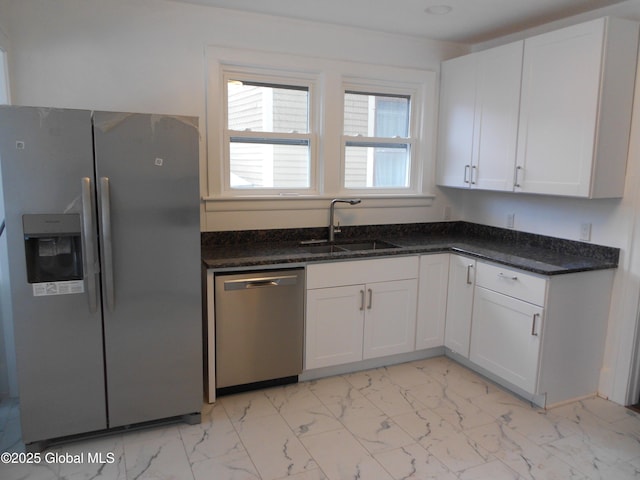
[219,397,265,480]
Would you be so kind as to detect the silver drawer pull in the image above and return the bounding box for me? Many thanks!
[531,313,540,336]
[498,273,518,281]
[466,264,474,285]
[360,290,365,311]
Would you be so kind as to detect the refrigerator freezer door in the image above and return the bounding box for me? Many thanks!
[0,106,107,443]
[93,112,202,427]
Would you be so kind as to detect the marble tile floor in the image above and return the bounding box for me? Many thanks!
[1,356,640,479]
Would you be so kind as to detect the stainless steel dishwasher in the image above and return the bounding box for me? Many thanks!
[215,268,304,394]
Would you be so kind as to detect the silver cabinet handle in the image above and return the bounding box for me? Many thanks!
[514,165,523,188]
[464,165,471,184]
[471,165,477,185]
[360,290,365,311]
[81,177,98,313]
[531,313,540,336]
[466,264,474,285]
[498,272,518,281]
[367,288,373,310]
[100,177,115,312]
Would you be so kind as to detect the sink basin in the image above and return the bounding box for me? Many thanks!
[338,240,400,251]
[301,244,347,254]
[299,239,400,253]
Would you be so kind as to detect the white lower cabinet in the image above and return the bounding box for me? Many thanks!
[305,285,365,369]
[415,254,449,349]
[305,257,418,370]
[444,254,476,357]
[467,261,614,406]
[304,253,615,407]
[470,287,543,393]
[363,279,418,359]
[470,261,546,397]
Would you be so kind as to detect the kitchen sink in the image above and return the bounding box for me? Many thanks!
[300,244,347,253]
[299,239,400,253]
[338,240,400,251]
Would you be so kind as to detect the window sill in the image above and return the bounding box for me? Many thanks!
[202,194,435,212]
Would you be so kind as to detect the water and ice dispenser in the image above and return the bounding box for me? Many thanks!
[23,214,83,284]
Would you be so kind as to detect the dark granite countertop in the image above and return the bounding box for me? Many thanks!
[201,222,619,276]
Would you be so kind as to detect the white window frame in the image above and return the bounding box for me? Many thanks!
[340,80,422,195]
[205,46,437,209]
[221,69,319,196]
[0,48,10,105]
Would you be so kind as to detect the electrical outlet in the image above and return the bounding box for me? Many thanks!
[506,213,515,229]
[443,205,452,221]
[580,223,592,242]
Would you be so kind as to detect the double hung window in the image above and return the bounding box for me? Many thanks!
[342,90,415,191]
[224,75,314,192]
[209,48,435,201]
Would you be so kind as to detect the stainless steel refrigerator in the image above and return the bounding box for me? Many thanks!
[0,106,202,450]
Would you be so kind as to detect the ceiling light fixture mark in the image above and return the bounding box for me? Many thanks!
[425,5,453,15]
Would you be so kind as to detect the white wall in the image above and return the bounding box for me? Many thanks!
[3,0,465,109]
[2,0,468,232]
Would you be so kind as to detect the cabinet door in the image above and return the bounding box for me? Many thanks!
[444,255,475,357]
[472,41,522,191]
[470,287,543,393]
[436,54,476,188]
[416,254,449,349]
[305,285,364,369]
[363,279,418,359]
[515,20,603,197]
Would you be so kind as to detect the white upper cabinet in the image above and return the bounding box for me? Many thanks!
[473,42,522,191]
[516,17,639,198]
[437,41,523,191]
[436,54,476,188]
[437,17,639,198]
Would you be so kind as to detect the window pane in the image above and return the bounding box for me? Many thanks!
[344,92,409,137]
[228,81,309,133]
[344,144,410,188]
[230,141,310,189]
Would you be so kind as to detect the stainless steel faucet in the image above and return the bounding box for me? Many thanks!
[329,198,361,242]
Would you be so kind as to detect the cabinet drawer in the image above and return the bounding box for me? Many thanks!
[476,262,546,306]
[307,256,419,289]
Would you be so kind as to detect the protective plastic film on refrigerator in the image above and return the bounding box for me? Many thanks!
[0,106,203,451]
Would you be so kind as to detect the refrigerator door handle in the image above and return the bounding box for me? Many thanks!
[100,177,115,312]
[81,177,99,313]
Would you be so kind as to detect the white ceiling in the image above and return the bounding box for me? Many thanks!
[171,0,628,43]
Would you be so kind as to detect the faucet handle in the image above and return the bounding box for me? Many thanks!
[334,221,341,234]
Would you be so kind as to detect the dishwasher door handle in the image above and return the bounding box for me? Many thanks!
[223,274,299,290]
